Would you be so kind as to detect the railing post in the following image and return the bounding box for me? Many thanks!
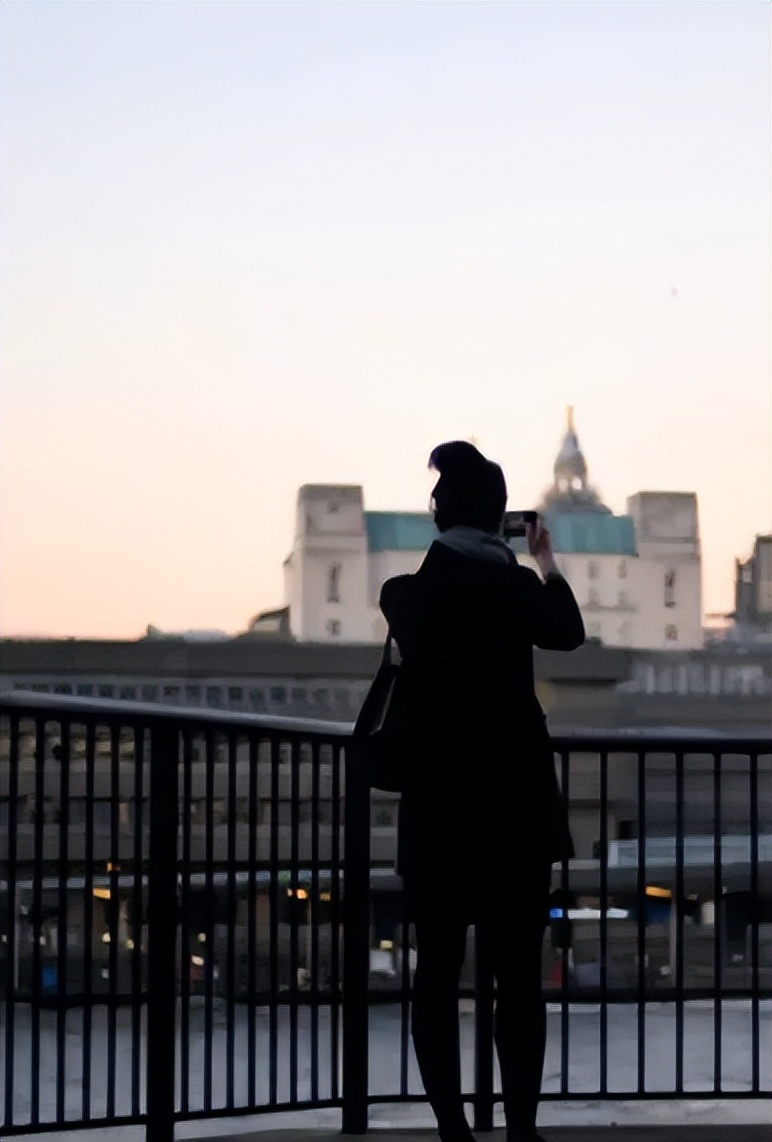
[146,723,179,1142]
[342,746,370,1133]
[473,923,495,1132]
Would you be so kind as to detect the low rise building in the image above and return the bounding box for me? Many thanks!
[734,534,772,639]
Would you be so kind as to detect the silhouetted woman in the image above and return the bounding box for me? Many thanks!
[380,441,584,1142]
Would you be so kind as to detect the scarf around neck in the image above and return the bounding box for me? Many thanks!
[435,525,516,566]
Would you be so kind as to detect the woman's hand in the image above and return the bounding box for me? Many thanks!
[526,517,561,579]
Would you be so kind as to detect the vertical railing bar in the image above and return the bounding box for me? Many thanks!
[473,921,494,1131]
[203,729,215,1113]
[82,721,96,1121]
[749,748,760,1094]
[145,721,179,1142]
[559,747,570,1098]
[131,725,144,1119]
[30,716,45,1126]
[289,739,301,1103]
[247,734,258,1108]
[342,736,370,1134]
[674,748,685,1095]
[400,887,411,1097]
[712,749,723,1094]
[3,713,20,1129]
[226,732,238,1110]
[268,735,280,1105]
[329,742,342,1101]
[107,722,120,1120]
[310,740,321,1103]
[179,730,193,1115]
[55,718,70,1125]
[636,747,647,1096]
[598,748,609,1096]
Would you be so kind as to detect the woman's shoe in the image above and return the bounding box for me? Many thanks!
[438,1123,476,1142]
[439,1130,475,1142]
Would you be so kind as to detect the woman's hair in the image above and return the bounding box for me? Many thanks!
[428,440,507,533]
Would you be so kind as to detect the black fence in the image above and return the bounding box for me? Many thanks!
[1,692,770,1140]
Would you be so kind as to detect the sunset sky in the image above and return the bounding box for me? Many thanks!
[1,0,769,639]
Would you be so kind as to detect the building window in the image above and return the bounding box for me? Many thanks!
[588,587,599,605]
[248,688,265,711]
[228,686,243,707]
[665,624,678,641]
[76,684,94,697]
[664,569,676,608]
[327,619,341,637]
[327,564,341,603]
[185,685,202,705]
[205,686,222,707]
[98,685,114,699]
[618,560,628,579]
[119,686,137,701]
[141,684,158,702]
[270,686,287,705]
[162,685,181,703]
[588,561,599,580]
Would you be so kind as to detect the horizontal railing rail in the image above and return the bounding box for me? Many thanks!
[1,691,770,1140]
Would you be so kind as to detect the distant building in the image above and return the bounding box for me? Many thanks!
[261,410,703,650]
[1,637,769,734]
[734,534,772,637]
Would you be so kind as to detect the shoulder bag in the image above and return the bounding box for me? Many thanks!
[351,633,409,792]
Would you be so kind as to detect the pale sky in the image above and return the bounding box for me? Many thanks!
[1,0,770,639]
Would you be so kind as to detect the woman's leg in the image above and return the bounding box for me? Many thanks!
[484,861,551,1141]
[412,907,473,1141]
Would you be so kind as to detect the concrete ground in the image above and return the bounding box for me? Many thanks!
[200,1128,771,1142]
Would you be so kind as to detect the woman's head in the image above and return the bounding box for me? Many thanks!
[428,441,507,533]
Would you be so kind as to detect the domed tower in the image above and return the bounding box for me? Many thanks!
[553,406,588,495]
[540,407,610,513]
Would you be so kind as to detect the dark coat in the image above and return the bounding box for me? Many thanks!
[379,540,584,914]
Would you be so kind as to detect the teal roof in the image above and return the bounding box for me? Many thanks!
[364,509,635,557]
[365,512,437,552]
[544,512,637,556]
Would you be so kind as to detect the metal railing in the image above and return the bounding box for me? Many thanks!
[1,692,770,1140]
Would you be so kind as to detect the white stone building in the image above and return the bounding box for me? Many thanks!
[257,414,703,650]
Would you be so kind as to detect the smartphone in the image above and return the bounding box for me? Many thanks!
[501,510,538,538]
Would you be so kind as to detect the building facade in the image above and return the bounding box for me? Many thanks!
[735,534,772,637]
[264,412,703,650]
